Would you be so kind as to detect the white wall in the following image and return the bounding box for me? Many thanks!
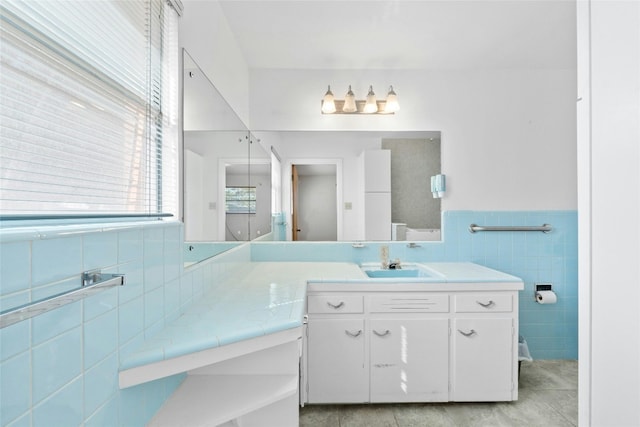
[181,2,577,216]
[250,68,577,211]
[181,0,250,124]
[578,1,640,425]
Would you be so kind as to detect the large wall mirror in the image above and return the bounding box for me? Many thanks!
[183,49,441,258]
[183,50,271,251]
[253,130,441,243]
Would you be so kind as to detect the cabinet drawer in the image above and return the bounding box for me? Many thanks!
[369,294,449,313]
[308,295,364,314]
[454,294,512,313]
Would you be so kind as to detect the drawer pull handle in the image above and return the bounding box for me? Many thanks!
[458,329,477,337]
[327,301,345,309]
[345,329,362,338]
[476,300,495,308]
[373,329,391,337]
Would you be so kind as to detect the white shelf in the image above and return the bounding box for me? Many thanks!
[148,374,298,427]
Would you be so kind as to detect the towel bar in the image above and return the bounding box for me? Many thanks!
[469,224,552,233]
[0,271,125,329]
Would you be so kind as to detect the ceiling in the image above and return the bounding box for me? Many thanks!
[218,0,576,70]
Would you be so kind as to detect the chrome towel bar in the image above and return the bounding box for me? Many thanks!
[469,224,552,233]
[0,271,125,329]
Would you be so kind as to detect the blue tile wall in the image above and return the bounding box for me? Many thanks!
[0,211,576,426]
[251,210,579,360]
[0,221,189,426]
[32,378,83,427]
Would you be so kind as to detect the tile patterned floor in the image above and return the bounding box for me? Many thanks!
[300,360,578,427]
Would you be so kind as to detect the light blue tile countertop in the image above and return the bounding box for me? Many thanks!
[119,262,365,370]
[310,262,524,292]
[120,262,523,371]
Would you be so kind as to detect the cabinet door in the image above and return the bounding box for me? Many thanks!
[452,318,514,401]
[370,318,449,402]
[306,318,368,403]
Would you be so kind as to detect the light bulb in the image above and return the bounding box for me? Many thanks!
[321,85,336,114]
[343,85,357,113]
[384,86,399,113]
[363,85,378,113]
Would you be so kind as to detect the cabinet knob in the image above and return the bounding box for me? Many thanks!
[458,329,477,337]
[373,329,391,337]
[345,330,362,338]
[327,301,345,309]
[476,300,495,308]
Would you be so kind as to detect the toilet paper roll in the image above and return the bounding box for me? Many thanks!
[536,290,557,304]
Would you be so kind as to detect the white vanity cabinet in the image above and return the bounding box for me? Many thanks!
[307,318,368,402]
[306,293,450,404]
[451,293,517,402]
[368,293,450,403]
[306,295,368,403]
[369,317,449,402]
[304,285,520,404]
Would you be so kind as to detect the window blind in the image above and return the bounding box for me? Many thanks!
[0,0,179,217]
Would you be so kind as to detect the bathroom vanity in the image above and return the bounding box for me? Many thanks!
[127,261,522,426]
[302,262,524,404]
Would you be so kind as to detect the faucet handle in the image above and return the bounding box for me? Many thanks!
[389,259,401,269]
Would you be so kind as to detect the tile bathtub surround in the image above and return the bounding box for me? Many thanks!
[0,220,190,426]
[251,210,578,359]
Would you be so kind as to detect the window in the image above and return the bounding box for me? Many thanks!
[0,0,180,218]
[225,187,256,214]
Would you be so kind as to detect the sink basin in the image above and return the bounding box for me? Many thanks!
[364,269,425,278]
[361,264,437,279]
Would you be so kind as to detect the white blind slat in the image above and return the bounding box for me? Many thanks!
[0,0,179,216]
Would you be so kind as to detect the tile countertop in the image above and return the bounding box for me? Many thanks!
[120,262,365,371]
[309,262,525,292]
[120,262,523,371]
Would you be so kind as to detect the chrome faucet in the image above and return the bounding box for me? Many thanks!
[388,259,402,270]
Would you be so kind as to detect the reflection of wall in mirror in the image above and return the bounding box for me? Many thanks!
[184,130,247,241]
[272,131,441,241]
[382,138,441,230]
[185,149,205,240]
[225,171,271,241]
[249,171,272,239]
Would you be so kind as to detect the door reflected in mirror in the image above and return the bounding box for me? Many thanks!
[292,164,338,241]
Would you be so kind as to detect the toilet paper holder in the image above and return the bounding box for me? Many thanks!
[534,283,557,304]
[535,283,552,299]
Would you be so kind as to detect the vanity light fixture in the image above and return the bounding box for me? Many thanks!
[363,85,378,113]
[321,85,399,114]
[343,85,357,113]
[321,85,336,114]
[384,86,400,113]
